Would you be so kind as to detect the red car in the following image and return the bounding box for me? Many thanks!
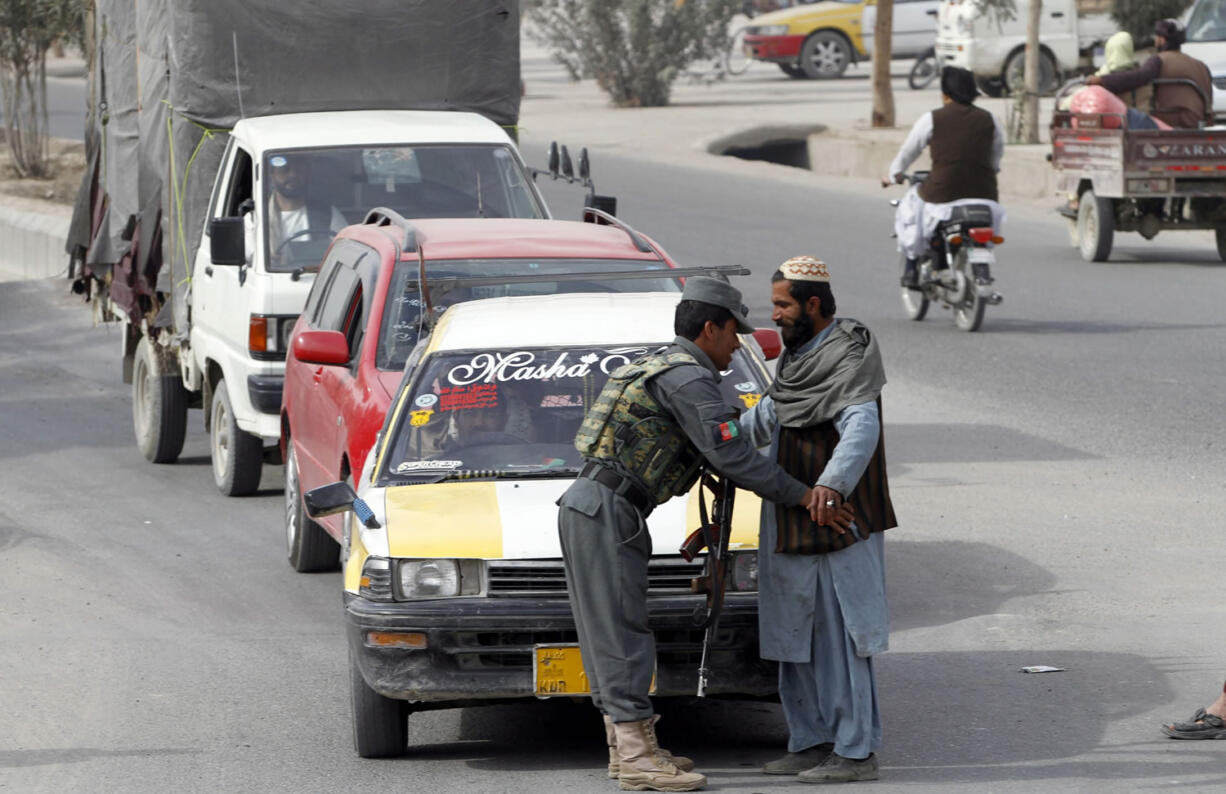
[280,210,694,572]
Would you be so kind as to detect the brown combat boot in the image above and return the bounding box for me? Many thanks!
[614,717,707,792]
[604,714,695,779]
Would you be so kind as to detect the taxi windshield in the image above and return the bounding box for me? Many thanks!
[376,260,682,371]
[262,144,544,271]
[380,345,767,483]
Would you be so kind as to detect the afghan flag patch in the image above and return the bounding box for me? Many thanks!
[714,420,739,443]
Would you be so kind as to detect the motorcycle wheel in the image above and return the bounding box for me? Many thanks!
[899,254,929,321]
[952,251,986,332]
[908,48,938,90]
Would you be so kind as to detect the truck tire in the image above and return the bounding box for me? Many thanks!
[132,337,188,464]
[209,378,263,496]
[1002,48,1058,96]
[1216,228,1226,262]
[285,438,339,572]
[351,649,409,758]
[799,31,851,79]
[1076,189,1114,262]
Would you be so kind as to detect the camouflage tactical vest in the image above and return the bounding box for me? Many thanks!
[574,351,704,505]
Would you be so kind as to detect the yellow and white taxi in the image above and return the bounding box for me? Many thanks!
[309,290,781,757]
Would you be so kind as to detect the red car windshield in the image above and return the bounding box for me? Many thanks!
[379,345,767,483]
[376,259,681,371]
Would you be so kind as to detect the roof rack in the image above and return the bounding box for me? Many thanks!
[581,207,655,254]
[363,207,418,253]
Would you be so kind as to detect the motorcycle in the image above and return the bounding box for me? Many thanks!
[889,172,1004,332]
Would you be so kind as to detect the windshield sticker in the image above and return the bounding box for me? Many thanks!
[739,393,762,410]
[409,409,435,427]
[414,393,439,408]
[395,460,462,473]
[444,348,651,386]
[439,383,499,411]
[734,381,757,392]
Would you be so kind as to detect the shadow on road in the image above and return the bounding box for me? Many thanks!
[886,422,1095,465]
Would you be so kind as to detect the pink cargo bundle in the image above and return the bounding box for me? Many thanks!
[1068,86,1172,130]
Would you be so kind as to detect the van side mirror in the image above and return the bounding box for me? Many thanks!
[560,145,574,179]
[585,193,618,216]
[547,141,560,177]
[209,217,246,265]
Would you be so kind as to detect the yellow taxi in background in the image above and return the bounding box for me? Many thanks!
[745,0,939,79]
[307,287,784,757]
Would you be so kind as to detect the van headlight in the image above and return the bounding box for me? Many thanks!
[730,551,759,592]
[396,559,484,599]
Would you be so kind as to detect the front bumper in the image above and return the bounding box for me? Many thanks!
[247,373,283,415]
[745,34,805,62]
[345,591,777,708]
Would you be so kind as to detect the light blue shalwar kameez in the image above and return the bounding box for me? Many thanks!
[742,322,889,761]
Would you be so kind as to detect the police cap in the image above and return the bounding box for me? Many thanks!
[681,276,754,334]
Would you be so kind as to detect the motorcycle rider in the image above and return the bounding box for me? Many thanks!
[883,66,1005,289]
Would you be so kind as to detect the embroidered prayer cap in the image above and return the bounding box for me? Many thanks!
[680,276,754,333]
[777,255,831,283]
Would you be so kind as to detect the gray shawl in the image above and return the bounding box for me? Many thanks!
[769,318,886,428]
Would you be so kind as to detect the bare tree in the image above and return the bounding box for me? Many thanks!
[1020,0,1041,143]
[870,0,895,128]
[527,0,737,108]
[0,0,85,177]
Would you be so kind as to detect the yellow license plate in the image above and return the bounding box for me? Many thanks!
[534,644,590,697]
[533,644,657,698]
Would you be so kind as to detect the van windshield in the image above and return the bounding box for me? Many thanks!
[262,145,544,271]
[1187,0,1226,42]
[380,345,767,484]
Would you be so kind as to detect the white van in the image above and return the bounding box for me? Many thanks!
[1182,0,1226,119]
[935,0,1116,95]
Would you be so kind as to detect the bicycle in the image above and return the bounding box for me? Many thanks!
[681,25,752,84]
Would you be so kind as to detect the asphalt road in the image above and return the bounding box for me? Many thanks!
[3,146,1225,792]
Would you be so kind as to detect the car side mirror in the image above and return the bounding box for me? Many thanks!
[209,217,246,265]
[752,328,782,361]
[292,329,350,366]
[304,481,357,518]
[547,141,560,177]
[304,481,381,528]
[560,145,574,179]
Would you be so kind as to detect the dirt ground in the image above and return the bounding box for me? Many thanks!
[0,134,85,208]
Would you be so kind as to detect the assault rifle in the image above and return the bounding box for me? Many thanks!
[678,472,735,698]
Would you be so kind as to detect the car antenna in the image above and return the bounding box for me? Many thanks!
[231,31,245,120]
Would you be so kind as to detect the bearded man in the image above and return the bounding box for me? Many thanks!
[742,256,897,784]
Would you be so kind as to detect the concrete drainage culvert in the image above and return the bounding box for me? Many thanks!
[707,125,825,170]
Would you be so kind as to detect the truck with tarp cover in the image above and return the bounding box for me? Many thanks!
[66,0,551,496]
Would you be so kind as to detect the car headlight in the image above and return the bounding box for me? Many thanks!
[749,25,789,36]
[730,551,758,592]
[395,559,484,599]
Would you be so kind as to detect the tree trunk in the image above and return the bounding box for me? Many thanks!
[871,0,895,128]
[1022,0,1042,143]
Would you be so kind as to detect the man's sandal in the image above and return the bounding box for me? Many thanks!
[1161,708,1226,739]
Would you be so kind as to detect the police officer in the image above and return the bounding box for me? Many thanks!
[558,277,831,792]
